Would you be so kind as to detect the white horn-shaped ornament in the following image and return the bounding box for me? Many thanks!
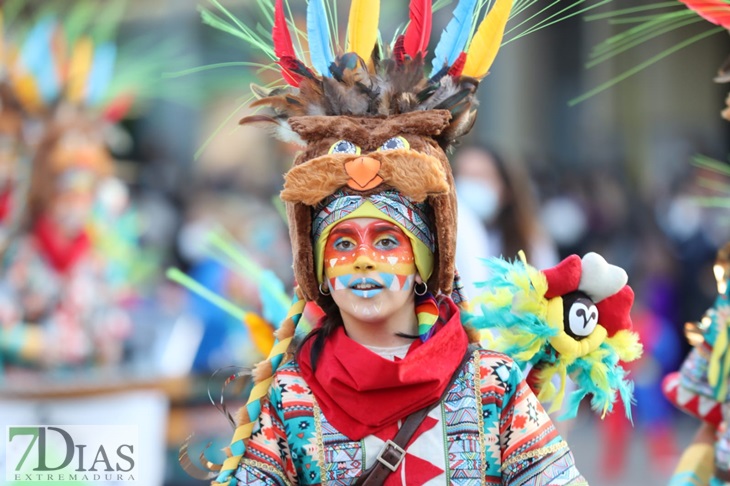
[578,252,628,303]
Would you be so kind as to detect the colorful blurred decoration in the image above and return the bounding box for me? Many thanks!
[471,251,643,419]
[664,241,730,484]
[598,302,683,479]
[168,228,306,366]
[0,1,169,373]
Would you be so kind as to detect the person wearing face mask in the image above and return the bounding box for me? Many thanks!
[454,143,559,297]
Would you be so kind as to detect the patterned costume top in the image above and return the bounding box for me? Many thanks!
[236,348,585,486]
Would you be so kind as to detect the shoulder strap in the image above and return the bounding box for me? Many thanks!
[354,344,479,486]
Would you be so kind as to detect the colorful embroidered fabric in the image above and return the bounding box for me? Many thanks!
[312,190,435,253]
[233,350,586,485]
[0,233,130,370]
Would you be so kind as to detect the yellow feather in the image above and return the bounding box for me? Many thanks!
[243,313,276,356]
[346,0,380,67]
[67,37,94,104]
[546,363,568,414]
[587,358,609,390]
[480,288,513,307]
[536,364,559,392]
[12,72,42,112]
[462,0,514,79]
[605,330,643,363]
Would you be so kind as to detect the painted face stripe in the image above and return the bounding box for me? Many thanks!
[326,263,415,278]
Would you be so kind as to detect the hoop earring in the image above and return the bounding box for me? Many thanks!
[319,282,331,296]
[414,281,428,296]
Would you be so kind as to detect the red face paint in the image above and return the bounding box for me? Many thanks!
[324,218,416,297]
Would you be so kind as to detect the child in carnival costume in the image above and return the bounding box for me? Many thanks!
[190,0,644,484]
[0,3,157,371]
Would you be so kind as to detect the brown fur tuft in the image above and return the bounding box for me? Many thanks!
[251,359,274,384]
[274,318,296,342]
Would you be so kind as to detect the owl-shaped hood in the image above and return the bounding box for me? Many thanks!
[239,0,514,303]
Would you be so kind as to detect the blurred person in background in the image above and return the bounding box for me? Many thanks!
[454,143,558,297]
[0,109,132,370]
[0,2,188,374]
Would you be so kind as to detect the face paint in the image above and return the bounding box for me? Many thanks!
[324,217,418,322]
[324,218,416,297]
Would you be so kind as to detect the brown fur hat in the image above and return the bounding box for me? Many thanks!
[242,53,479,302]
[279,111,460,302]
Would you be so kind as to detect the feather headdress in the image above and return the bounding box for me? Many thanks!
[196,0,616,147]
[2,1,181,221]
[2,1,175,121]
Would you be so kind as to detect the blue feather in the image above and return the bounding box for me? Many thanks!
[20,17,59,102]
[431,0,478,74]
[86,43,117,105]
[306,0,333,77]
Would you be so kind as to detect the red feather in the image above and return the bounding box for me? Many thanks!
[403,0,433,57]
[393,35,406,64]
[273,0,300,86]
[680,0,730,29]
[595,285,634,337]
[103,93,135,122]
[543,255,582,300]
[447,52,467,77]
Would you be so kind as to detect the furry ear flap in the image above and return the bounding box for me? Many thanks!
[428,189,458,295]
[286,201,319,301]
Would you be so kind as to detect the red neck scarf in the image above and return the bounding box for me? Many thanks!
[33,215,91,274]
[298,297,469,440]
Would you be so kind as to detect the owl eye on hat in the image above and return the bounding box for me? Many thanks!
[471,251,643,421]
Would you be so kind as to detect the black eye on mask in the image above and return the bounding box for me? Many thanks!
[562,291,598,340]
